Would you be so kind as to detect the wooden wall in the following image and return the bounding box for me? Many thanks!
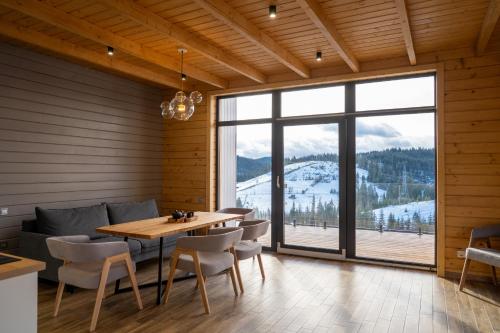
[0,42,165,250]
[442,51,500,277]
[161,96,211,215]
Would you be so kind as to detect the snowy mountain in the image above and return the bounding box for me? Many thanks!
[236,160,435,225]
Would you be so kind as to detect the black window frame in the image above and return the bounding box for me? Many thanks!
[215,73,437,267]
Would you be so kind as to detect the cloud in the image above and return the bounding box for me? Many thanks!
[356,121,401,138]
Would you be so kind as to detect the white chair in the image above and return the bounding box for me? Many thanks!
[163,227,244,314]
[46,235,143,332]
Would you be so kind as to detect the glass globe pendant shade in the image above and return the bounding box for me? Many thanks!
[189,91,203,104]
[170,96,194,121]
[175,91,187,102]
[160,100,174,119]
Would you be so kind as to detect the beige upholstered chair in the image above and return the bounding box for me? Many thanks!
[216,207,255,226]
[163,227,244,314]
[233,220,270,292]
[46,235,143,332]
[459,224,500,291]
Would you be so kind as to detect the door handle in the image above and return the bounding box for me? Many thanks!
[277,175,281,189]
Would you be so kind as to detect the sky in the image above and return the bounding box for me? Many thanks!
[224,76,435,158]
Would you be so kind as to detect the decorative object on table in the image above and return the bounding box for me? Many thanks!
[167,210,198,223]
[160,48,202,121]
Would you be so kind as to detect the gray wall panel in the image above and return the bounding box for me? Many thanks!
[0,42,165,249]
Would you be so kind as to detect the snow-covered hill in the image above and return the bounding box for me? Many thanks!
[236,160,435,224]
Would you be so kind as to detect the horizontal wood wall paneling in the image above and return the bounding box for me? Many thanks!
[0,42,163,103]
[0,42,164,248]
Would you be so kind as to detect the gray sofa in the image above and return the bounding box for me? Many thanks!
[18,199,183,282]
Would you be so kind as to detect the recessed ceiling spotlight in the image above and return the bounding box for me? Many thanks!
[269,4,277,18]
[316,51,322,62]
[107,46,114,56]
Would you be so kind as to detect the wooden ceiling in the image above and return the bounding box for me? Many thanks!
[0,0,498,90]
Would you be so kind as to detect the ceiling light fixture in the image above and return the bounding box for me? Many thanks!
[107,46,114,56]
[316,51,322,62]
[160,48,202,121]
[269,5,277,18]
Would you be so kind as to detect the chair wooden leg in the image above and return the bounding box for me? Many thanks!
[90,261,111,332]
[229,266,239,296]
[163,252,179,305]
[459,258,471,291]
[234,257,244,294]
[53,282,65,317]
[257,253,266,280]
[193,253,210,314]
[491,266,497,286]
[124,255,143,310]
[194,275,207,290]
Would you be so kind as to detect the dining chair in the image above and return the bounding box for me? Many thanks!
[46,235,143,332]
[232,220,270,293]
[459,224,500,291]
[163,227,244,314]
[216,207,255,227]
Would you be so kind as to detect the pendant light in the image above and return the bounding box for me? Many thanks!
[161,48,202,121]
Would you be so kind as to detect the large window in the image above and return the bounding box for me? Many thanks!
[217,74,436,265]
[218,95,272,246]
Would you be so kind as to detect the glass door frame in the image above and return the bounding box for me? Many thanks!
[215,73,437,267]
[274,116,347,255]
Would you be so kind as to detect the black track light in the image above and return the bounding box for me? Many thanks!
[316,51,322,62]
[269,4,277,18]
[107,46,114,56]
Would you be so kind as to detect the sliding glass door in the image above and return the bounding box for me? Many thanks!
[217,74,437,266]
[279,122,343,252]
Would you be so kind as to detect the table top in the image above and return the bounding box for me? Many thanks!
[96,211,244,240]
[0,253,45,281]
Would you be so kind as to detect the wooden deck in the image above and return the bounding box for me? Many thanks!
[261,226,434,265]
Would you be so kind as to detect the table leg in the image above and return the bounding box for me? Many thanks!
[114,236,128,294]
[156,237,164,305]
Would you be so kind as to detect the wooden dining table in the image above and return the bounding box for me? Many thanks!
[96,211,244,305]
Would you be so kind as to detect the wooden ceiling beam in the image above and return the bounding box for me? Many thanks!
[394,0,417,65]
[0,0,227,88]
[295,0,359,72]
[476,0,500,55]
[193,0,310,78]
[102,0,266,84]
[0,20,185,89]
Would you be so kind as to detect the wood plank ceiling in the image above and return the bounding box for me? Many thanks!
[0,0,497,90]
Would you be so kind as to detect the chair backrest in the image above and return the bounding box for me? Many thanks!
[471,224,500,240]
[239,220,270,241]
[46,235,129,263]
[216,207,255,221]
[176,227,243,252]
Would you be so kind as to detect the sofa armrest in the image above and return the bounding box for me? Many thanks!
[18,231,61,282]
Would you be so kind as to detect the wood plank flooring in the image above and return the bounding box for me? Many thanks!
[38,253,499,333]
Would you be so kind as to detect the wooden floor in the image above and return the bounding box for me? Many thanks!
[261,226,435,265]
[38,254,499,333]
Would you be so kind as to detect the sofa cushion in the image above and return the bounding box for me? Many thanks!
[107,199,159,225]
[136,233,184,251]
[35,204,109,239]
[90,237,142,256]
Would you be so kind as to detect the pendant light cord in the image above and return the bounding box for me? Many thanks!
[180,50,184,91]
